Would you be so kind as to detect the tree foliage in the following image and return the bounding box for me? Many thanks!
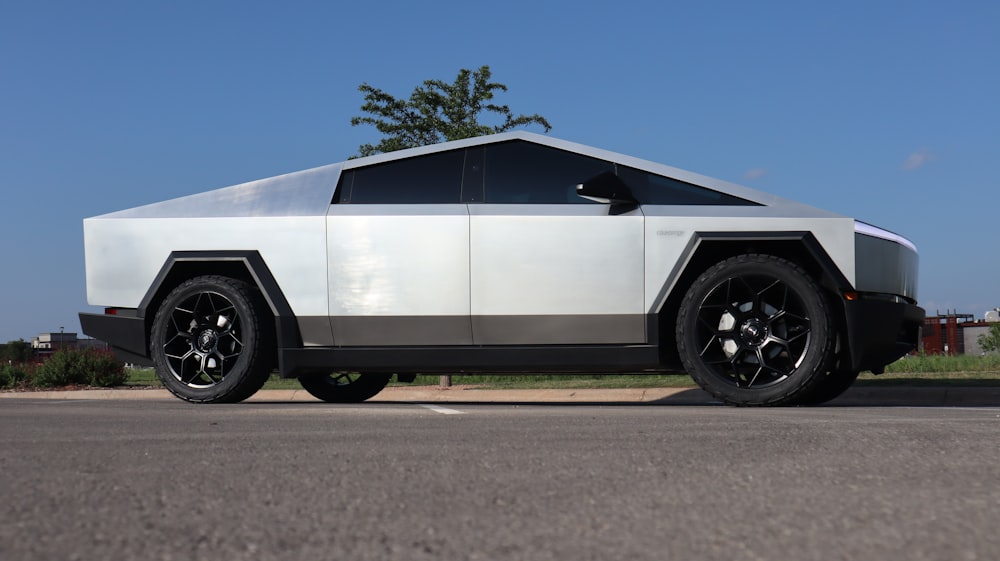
[977,323,1000,354]
[0,339,33,363]
[350,65,552,157]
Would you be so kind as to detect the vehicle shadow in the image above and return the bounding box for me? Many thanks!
[246,386,1000,408]
[814,385,1000,408]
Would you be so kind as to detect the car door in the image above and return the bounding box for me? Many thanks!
[468,141,646,345]
[326,150,472,346]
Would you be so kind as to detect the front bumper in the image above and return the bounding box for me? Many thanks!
[79,312,152,365]
[841,297,924,373]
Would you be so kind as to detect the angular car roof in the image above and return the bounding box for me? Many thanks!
[91,131,841,219]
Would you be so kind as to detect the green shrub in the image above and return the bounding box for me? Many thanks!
[0,362,33,388]
[32,348,127,388]
[84,350,128,387]
[33,350,87,387]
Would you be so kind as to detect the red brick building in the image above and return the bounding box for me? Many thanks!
[922,313,974,355]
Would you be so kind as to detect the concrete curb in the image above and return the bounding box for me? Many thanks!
[2,385,999,406]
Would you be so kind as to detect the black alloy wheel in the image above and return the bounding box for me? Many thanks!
[151,275,273,403]
[677,254,836,406]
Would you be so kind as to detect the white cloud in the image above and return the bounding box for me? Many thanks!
[902,149,933,171]
[742,168,767,181]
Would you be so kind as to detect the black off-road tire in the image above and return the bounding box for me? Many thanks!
[298,373,392,403]
[795,369,861,405]
[676,254,836,406]
[150,275,274,404]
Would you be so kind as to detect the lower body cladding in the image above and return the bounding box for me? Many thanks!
[327,314,645,346]
[81,301,923,378]
[278,344,664,378]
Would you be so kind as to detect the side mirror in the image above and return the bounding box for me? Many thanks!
[576,171,638,206]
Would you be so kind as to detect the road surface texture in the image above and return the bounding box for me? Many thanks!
[1,399,998,560]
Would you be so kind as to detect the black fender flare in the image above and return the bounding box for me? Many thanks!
[649,231,855,367]
[138,251,302,355]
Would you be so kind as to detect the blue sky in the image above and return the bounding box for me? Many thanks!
[1,0,997,342]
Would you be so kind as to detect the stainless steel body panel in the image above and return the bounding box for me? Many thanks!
[83,215,331,320]
[469,204,645,344]
[97,164,342,219]
[640,207,858,310]
[326,204,472,345]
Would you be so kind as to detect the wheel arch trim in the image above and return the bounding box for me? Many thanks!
[138,250,302,354]
[650,231,853,315]
[648,231,854,369]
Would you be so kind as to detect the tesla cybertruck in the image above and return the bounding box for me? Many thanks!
[80,132,923,405]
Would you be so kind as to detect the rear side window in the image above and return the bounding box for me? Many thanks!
[347,150,465,204]
[618,166,760,206]
[484,141,613,204]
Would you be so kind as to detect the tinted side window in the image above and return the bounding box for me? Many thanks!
[349,150,465,204]
[332,171,351,203]
[484,141,614,204]
[618,166,760,206]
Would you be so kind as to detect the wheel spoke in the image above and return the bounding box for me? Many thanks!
[757,279,784,310]
[745,364,764,387]
[758,337,796,375]
[331,373,359,386]
[703,357,734,367]
[697,314,723,334]
[698,334,716,357]
[735,276,762,312]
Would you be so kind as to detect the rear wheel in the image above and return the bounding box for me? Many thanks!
[676,254,835,406]
[150,275,274,403]
[298,372,391,403]
[796,370,860,405]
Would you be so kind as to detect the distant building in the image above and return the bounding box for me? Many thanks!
[922,310,999,355]
[963,324,994,356]
[31,332,78,352]
[30,332,108,358]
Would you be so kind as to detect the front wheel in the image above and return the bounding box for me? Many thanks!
[150,275,274,403]
[676,254,836,406]
[298,373,391,403]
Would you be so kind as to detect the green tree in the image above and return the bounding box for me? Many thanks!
[350,65,552,157]
[978,323,1000,353]
[0,339,34,363]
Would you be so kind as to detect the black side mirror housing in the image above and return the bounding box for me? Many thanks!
[576,171,638,206]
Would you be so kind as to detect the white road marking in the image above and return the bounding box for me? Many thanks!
[417,403,465,415]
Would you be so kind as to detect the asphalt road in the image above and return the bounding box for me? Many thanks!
[1,400,998,561]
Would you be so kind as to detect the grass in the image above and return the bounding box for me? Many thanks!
[883,353,1000,373]
[854,353,1000,387]
[121,354,1000,390]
